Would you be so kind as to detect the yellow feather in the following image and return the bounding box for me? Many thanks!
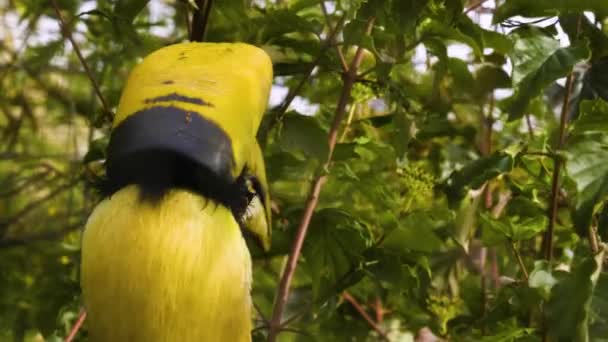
[81,185,252,341]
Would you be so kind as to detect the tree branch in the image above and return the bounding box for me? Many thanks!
[65,309,87,342]
[542,15,582,262]
[50,0,111,119]
[342,292,390,341]
[320,1,348,72]
[266,16,376,342]
[190,0,213,42]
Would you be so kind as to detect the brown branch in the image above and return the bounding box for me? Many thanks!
[342,292,390,341]
[65,309,87,342]
[320,1,348,72]
[190,0,212,42]
[464,0,492,14]
[266,16,376,342]
[542,16,582,262]
[50,0,111,119]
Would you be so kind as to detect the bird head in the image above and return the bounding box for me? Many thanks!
[105,42,272,251]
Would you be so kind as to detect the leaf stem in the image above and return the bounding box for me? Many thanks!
[266,16,376,342]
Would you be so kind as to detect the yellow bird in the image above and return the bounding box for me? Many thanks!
[81,42,272,341]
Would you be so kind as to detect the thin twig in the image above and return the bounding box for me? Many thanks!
[525,114,535,140]
[65,309,87,342]
[542,14,584,262]
[0,221,83,248]
[0,178,81,234]
[510,240,529,281]
[320,1,348,72]
[542,16,582,261]
[541,14,584,339]
[50,0,111,119]
[253,301,270,327]
[342,292,390,341]
[266,16,376,342]
[258,14,347,145]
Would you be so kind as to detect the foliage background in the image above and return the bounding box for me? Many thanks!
[1,0,608,341]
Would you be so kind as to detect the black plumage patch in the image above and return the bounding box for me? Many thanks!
[98,105,259,223]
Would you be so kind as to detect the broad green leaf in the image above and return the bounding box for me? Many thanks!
[480,212,547,242]
[302,209,371,301]
[475,64,511,96]
[571,99,608,136]
[566,137,608,233]
[113,0,149,23]
[504,40,590,121]
[445,151,514,202]
[456,13,513,55]
[280,112,328,161]
[579,60,608,105]
[453,189,483,252]
[495,0,608,23]
[546,249,605,341]
[382,211,445,253]
[418,19,482,58]
[509,27,561,85]
[479,327,535,342]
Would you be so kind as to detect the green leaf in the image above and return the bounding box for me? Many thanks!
[505,39,590,121]
[566,137,608,233]
[445,151,514,202]
[480,212,547,242]
[453,189,483,252]
[495,0,608,23]
[509,27,560,86]
[475,64,511,96]
[382,211,445,253]
[479,327,535,342]
[302,209,371,301]
[113,0,150,23]
[280,113,328,161]
[546,249,605,341]
[571,99,608,136]
[418,19,482,58]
